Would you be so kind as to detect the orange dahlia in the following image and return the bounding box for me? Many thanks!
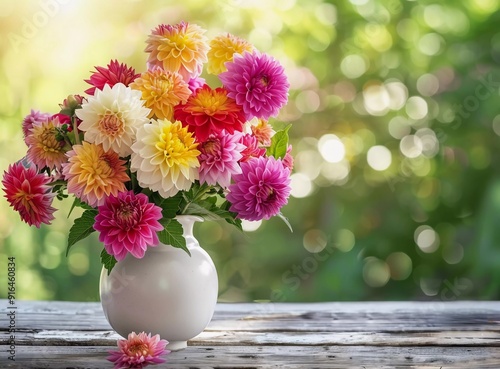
[130,68,191,120]
[62,142,129,207]
[173,84,246,142]
[145,21,209,82]
[26,117,68,171]
[250,118,275,146]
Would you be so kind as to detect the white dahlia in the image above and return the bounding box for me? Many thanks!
[130,119,200,198]
[76,83,151,157]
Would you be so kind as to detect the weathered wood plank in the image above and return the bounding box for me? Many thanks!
[3,312,497,333]
[2,345,500,369]
[1,300,499,368]
[1,300,498,332]
[2,300,500,314]
[2,329,499,347]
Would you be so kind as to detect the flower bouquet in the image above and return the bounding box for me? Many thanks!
[2,21,293,274]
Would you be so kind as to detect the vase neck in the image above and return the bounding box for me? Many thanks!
[175,215,203,238]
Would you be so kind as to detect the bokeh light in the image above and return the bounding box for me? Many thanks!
[367,145,392,171]
[1,0,498,303]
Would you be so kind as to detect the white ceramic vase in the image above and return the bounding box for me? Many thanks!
[99,215,218,351]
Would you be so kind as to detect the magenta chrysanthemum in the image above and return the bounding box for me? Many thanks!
[85,59,140,95]
[107,331,170,369]
[94,191,163,261]
[2,162,56,228]
[22,110,51,144]
[198,131,244,188]
[188,76,206,93]
[219,51,289,120]
[227,156,291,221]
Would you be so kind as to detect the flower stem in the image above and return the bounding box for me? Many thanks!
[72,116,81,145]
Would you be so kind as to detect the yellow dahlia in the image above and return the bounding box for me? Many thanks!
[26,117,68,170]
[207,33,254,75]
[76,83,151,157]
[130,119,200,198]
[145,21,209,81]
[130,68,191,121]
[62,142,129,207]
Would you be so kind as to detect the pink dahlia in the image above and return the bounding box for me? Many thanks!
[239,134,266,163]
[198,130,244,188]
[51,113,70,125]
[94,191,163,261]
[107,331,169,369]
[22,110,51,144]
[174,84,246,142]
[283,145,294,171]
[84,59,140,95]
[227,156,291,221]
[2,162,56,228]
[188,76,206,93]
[219,51,289,120]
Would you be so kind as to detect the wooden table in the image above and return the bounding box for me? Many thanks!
[1,300,499,368]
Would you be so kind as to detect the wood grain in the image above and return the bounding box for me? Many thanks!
[1,300,499,368]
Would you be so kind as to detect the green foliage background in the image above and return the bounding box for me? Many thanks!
[0,0,499,302]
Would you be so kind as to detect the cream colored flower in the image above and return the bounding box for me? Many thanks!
[130,119,200,198]
[76,83,151,157]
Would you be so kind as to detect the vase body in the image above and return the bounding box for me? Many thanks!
[99,215,218,351]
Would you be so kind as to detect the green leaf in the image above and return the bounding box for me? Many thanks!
[183,199,221,219]
[67,197,93,218]
[219,200,243,231]
[158,219,190,256]
[162,197,182,218]
[66,209,98,256]
[151,192,183,218]
[277,212,293,233]
[267,124,291,159]
[100,248,117,275]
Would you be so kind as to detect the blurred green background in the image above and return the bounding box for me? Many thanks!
[1,0,499,302]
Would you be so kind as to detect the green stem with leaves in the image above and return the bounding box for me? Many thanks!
[181,183,212,214]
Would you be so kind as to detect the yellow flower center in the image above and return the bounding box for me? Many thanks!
[32,124,64,153]
[128,342,150,356]
[202,139,221,156]
[152,77,173,101]
[80,152,116,187]
[190,89,228,116]
[170,33,196,55]
[98,113,124,137]
[153,121,199,168]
